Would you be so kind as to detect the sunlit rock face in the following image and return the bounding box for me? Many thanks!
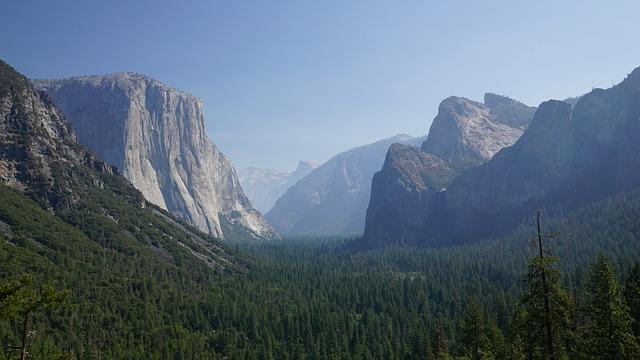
[34,73,277,240]
[363,93,537,247]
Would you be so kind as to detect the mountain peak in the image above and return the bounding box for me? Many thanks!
[438,96,484,116]
[0,60,32,97]
[484,92,519,106]
[483,92,536,129]
[33,72,200,104]
[423,95,526,166]
[294,160,318,173]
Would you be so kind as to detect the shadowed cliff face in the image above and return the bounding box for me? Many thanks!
[363,94,536,247]
[433,71,640,243]
[363,144,454,247]
[364,69,640,248]
[34,73,277,240]
[266,134,423,236]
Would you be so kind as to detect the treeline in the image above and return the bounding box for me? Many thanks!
[452,244,640,359]
[2,190,640,358]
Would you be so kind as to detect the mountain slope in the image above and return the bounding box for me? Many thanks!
[0,58,251,357]
[239,160,316,213]
[266,134,423,235]
[363,94,535,246]
[364,69,640,247]
[0,59,243,269]
[433,71,640,244]
[33,74,276,240]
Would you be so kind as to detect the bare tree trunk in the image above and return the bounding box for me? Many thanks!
[20,311,30,360]
[536,211,554,358]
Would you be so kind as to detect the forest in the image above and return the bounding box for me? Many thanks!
[2,188,640,359]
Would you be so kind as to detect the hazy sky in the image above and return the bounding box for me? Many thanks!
[2,0,640,170]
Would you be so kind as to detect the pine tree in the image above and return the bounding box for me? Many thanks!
[518,211,574,360]
[0,277,31,319]
[0,276,67,360]
[486,317,507,359]
[458,298,493,360]
[584,255,640,360]
[432,316,449,360]
[623,262,640,339]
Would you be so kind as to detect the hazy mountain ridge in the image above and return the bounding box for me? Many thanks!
[33,73,277,241]
[239,160,316,213]
[266,134,424,235]
[364,93,536,247]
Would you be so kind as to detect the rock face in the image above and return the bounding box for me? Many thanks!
[0,59,242,269]
[432,70,640,243]
[363,94,535,246]
[0,62,83,195]
[422,96,528,169]
[239,160,316,213]
[266,134,423,235]
[34,73,277,240]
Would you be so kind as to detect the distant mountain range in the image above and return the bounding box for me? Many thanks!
[33,73,277,241]
[266,134,424,236]
[361,70,640,247]
[239,161,316,213]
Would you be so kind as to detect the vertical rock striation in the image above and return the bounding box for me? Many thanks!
[34,73,277,240]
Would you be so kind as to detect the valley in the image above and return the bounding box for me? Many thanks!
[2,2,640,358]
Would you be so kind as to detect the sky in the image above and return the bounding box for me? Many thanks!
[2,0,640,171]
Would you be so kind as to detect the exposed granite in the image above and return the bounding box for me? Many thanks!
[363,93,536,247]
[34,73,277,240]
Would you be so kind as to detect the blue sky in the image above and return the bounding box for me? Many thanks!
[2,0,640,170]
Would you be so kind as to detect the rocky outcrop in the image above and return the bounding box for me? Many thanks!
[1,66,69,192]
[266,134,423,235]
[422,96,527,169]
[363,94,535,246]
[364,70,640,247]
[483,92,536,129]
[239,160,316,213]
[34,73,277,240]
[0,59,243,269]
[363,144,454,247]
[431,70,640,243]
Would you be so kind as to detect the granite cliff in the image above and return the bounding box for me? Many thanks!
[363,94,535,246]
[34,73,276,240]
[0,59,242,269]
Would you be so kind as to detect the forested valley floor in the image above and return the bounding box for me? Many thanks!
[3,188,640,359]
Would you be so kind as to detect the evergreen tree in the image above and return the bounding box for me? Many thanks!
[458,298,493,360]
[518,211,574,360]
[0,277,31,320]
[0,276,67,360]
[623,262,640,339]
[584,255,640,360]
[432,316,449,360]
